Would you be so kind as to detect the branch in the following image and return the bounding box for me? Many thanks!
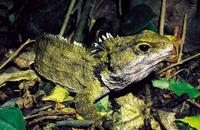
[59,0,76,36]
[158,52,200,74]
[0,39,35,70]
[74,0,93,42]
[159,0,166,35]
[178,14,187,62]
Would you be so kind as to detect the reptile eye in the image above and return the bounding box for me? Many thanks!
[137,43,151,52]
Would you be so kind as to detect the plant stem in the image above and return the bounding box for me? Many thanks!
[0,39,34,70]
[74,0,93,42]
[159,0,166,35]
[158,52,200,74]
[59,0,76,36]
[178,14,187,62]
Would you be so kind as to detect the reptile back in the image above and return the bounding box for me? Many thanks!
[35,34,99,92]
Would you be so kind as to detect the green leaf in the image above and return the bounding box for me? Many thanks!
[128,0,145,7]
[0,107,26,130]
[95,96,111,112]
[42,85,73,102]
[43,123,55,130]
[143,22,157,32]
[9,14,15,23]
[152,80,170,89]
[0,68,39,87]
[0,98,18,108]
[152,79,200,99]
[176,121,196,130]
[177,114,200,130]
[169,80,200,99]
[121,4,157,35]
[113,93,145,129]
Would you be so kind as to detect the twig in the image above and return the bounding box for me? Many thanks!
[159,0,166,35]
[25,109,76,120]
[38,105,53,112]
[59,0,76,36]
[118,0,122,16]
[11,0,29,25]
[31,105,53,115]
[186,99,200,109]
[178,14,187,62]
[169,69,189,79]
[145,84,152,121]
[73,0,84,27]
[158,52,200,74]
[24,105,54,120]
[0,39,35,70]
[54,119,93,128]
[158,14,195,74]
[29,115,70,125]
[74,0,93,42]
[180,101,187,113]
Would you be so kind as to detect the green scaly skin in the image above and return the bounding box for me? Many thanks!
[34,30,173,122]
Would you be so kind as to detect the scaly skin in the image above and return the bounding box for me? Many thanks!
[34,30,173,121]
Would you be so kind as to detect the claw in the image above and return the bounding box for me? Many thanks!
[73,41,82,47]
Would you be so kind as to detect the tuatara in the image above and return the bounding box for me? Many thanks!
[34,30,173,120]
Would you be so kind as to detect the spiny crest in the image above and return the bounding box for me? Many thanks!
[42,33,83,47]
[73,41,83,47]
[98,32,114,43]
[92,32,115,52]
[43,33,69,43]
[103,35,122,46]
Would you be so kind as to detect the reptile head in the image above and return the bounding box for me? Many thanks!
[100,30,173,90]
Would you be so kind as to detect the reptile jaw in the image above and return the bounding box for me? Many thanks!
[101,48,172,90]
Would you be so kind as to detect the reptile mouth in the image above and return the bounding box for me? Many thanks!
[131,51,171,75]
[104,51,171,89]
[101,46,173,90]
[128,50,171,72]
[146,51,170,65]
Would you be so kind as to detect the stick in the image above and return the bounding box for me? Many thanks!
[178,14,187,62]
[187,99,200,109]
[29,115,70,125]
[74,0,93,42]
[158,52,200,74]
[0,39,34,70]
[159,0,166,35]
[54,119,93,128]
[59,0,76,36]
